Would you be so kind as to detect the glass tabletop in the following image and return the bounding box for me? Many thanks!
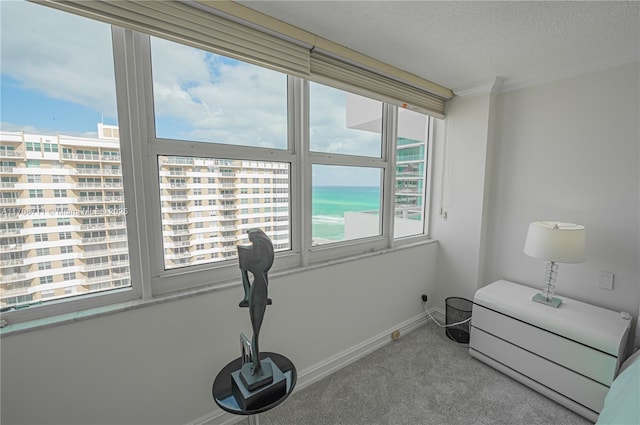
[212,352,296,415]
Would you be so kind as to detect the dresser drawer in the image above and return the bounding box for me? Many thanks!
[472,303,618,385]
[470,327,609,413]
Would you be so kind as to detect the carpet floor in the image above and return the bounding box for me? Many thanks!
[246,321,593,425]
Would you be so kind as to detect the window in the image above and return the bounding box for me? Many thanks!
[1,0,434,324]
[158,156,290,271]
[394,108,431,238]
[44,143,58,153]
[150,37,288,150]
[34,233,48,242]
[309,83,383,157]
[309,85,387,246]
[26,142,41,152]
[312,166,382,244]
[39,276,53,285]
[35,248,50,256]
[0,1,136,314]
[38,262,52,271]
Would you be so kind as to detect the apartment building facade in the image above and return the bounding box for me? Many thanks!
[0,124,290,309]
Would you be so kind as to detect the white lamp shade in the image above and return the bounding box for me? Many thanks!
[523,221,586,263]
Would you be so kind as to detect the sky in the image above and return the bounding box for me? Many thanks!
[0,0,382,186]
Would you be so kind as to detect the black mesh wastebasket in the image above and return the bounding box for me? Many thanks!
[445,297,473,343]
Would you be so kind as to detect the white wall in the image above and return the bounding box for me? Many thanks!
[485,62,640,344]
[429,91,495,309]
[1,243,437,425]
[429,62,639,347]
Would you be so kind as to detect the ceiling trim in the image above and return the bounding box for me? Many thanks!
[497,56,640,94]
[454,78,503,98]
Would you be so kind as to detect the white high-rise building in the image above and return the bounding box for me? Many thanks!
[0,124,290,309]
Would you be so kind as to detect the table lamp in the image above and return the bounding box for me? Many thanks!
[523,221,586,308]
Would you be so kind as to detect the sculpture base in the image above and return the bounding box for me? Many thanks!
[240,361,273,391]
[231,358,286,410]
[532,293,562,308]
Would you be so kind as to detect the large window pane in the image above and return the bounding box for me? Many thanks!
[394,109,429,238]
[150,37,288,149]
[0,1,131,309]
[312,165,382,245]
[309,83,382,157]
[158,156,290,270]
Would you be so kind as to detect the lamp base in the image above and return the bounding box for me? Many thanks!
[532,293,562,308]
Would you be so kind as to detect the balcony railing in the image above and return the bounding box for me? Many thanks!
[0,286,31,298]
[81,246,127,258]
[62,153,101,161]
[77,196,104,203]
[83,262,110,272]
[76,182,103,189]
[171,240,191,247]
[107,235,127,243]
[2,273,27,283]
[0,258,24,267]
[82,237,107,244]
[103,196,124,202]
[84,274,113,284]
[101,155,121,162]
[80,223,106,230]
[160,157,194,165]
[0,150,21,158]
[1,244,23,252]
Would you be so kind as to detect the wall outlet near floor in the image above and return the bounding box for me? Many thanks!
[599,271,614,290]
[391,330,401,340]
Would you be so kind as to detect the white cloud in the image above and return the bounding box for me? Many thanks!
[151,37,288,148]
[309,83,382,157]
[1,1,117,117]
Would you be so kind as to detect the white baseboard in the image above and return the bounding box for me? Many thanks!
[190,310,435,425]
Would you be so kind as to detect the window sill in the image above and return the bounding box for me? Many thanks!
[1,238,437,337]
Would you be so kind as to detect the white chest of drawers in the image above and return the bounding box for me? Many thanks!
[469,280,631,422]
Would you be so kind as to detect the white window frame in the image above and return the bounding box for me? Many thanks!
[1,26,144,325]
[1,19,433,329]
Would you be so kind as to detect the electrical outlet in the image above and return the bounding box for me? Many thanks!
[599,271,614,290]
[421,294,428,303]
[391,330,401,340]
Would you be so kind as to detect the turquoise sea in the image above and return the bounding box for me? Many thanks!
[312,186,380,241]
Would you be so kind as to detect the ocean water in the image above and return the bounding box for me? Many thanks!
[312,186,380,241]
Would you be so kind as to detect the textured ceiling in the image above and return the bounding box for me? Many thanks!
[238,1,640,93]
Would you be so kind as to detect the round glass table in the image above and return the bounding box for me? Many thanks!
[213,352,296,424]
